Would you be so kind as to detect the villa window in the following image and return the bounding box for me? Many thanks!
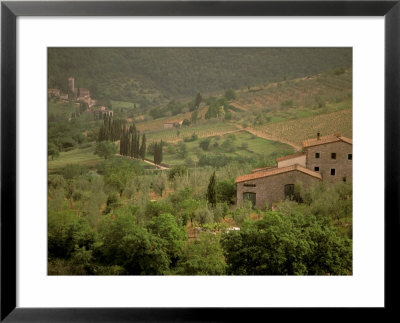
[314,166,319,172]
[348,154,352,160]
[284,184,295,199]
[331,168,336,176]
[331,153,336,159]
[243,192,256,207]
[315,153,320,158]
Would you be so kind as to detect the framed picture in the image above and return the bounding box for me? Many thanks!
[1,1,399,321]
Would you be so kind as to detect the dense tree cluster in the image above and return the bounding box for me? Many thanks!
[48,48,352,101]
[97,116,125,142]
[119,124,146,160]
[221,210,352,275]
[48,153,353,276]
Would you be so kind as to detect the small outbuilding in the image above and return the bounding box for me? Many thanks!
[236,164,321,209]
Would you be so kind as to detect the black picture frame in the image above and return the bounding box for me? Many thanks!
[1,1,399,321]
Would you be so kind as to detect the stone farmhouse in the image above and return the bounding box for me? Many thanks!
[163,120,183,129]
[235,133,352,209]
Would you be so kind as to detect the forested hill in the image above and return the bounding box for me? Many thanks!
[48,48,352,100]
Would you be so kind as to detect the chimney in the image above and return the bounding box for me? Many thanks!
[317,132,320,140]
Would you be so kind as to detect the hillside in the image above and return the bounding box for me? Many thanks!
[253,108,352,147]
[48,48,352,107]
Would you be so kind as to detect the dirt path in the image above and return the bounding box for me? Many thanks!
[115,154,170,170]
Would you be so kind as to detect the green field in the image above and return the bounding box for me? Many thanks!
[49,145,156,172]
[145,122,239,143]
[48,146,103,171]
[160,130,295,167]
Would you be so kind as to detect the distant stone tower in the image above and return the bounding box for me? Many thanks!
[68,77,75,91]
[68,77,77,100]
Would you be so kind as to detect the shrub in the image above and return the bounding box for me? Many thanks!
[199,138,212,151]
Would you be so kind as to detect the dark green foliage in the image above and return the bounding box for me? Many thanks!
[216,180,236,204]
[224,88,237,101]
[102,158,142,195]
[153,140,163,165]
[206,171,217,208]
[97,116,124,142]
[140,134,146,160]
[119,123,144,160]
[145,200,176,220]
[168,165,187,180]
[48,211,96,259]
[94,141,118,159]
[195,92,202,109]
[103,192,122,214]
[49,48,351,100]
[175,233,227,275]
[97,210,170,275]
[182,119,191,126]
[221,211,352,275]
[60,137,75,149]
[146,213,187,265]
[48,142,60,160]
[199,138,211,151]
[220,137,236,153]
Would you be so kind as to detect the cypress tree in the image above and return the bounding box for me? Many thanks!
[135,132,140,158]
[159,140,163,164]
[140,134,146,160]
[154,142,159,164]
[206,171,217,208]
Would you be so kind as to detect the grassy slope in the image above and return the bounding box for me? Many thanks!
[160,131,295,167]
[48,146,103,171]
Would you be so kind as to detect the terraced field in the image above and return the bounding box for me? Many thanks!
[232,69,352,113]
[145,121,239,143]
[135,107,208,132]
[253,108,352,147]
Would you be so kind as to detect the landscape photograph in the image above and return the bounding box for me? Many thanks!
[47,47,353,276]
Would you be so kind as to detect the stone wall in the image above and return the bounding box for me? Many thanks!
[277,154,306,168]
[305,141,352,183]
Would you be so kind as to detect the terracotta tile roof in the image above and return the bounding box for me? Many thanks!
[302,134,352,148]
[251,166,275,173]
[339,136,353,145]
[276,151,306,162]
[235,164,322,183]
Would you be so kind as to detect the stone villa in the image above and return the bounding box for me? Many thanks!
[48,77,93,107]
[235,133,352,208]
